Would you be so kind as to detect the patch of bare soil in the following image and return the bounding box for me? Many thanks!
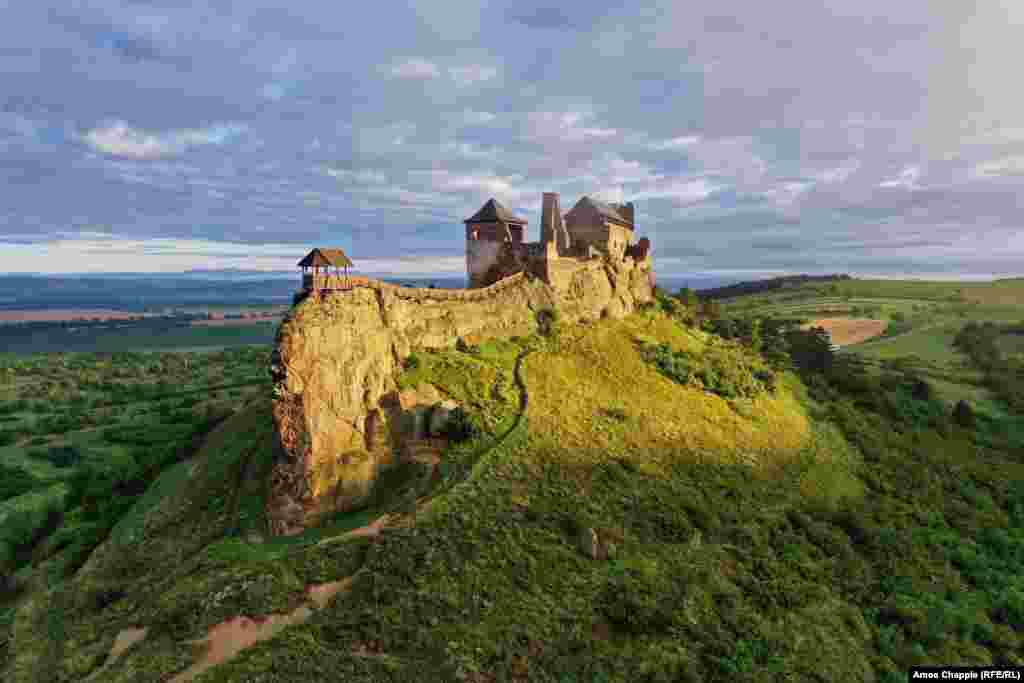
[83,627,149,682]
[169,610,313,683]
[166,516,392,682]
[306,577,354,609]
[0,309,140,323]
[801,317,887,346]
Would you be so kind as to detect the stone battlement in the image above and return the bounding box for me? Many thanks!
[269,255,654,535]
[301,272,528,302]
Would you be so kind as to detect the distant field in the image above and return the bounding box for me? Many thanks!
[191,316,284,327]
[0,321,278,354]
[721,277,1024,419]
[801,317,886,346]
[0,309,142,323]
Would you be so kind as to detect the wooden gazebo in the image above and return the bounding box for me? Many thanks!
[298,248,354,290]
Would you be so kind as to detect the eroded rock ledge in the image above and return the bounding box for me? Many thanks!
[268,257,653,534]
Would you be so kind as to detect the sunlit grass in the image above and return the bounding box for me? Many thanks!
[522,312,811,476]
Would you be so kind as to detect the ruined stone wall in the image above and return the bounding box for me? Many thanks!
[466,238,504,288]
[269,256,654,535]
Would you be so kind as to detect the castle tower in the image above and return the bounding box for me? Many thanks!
[564,196,634,260]
[463,198,528,288]
[541,192,571,256]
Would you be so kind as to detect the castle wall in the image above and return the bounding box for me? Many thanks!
[564,203,630,255]
[269,256,653,534]
[608,224,632,260]
[466,238,504,288]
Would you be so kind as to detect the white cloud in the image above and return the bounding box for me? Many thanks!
[80,121,247,159]
[973,156,1024,178]
[687,137,767,188]
[578,156,664,187]
[632,178,719,203]
[816,161,861,184]
[650,135,701,150]
[321,167,388,184]
[389,58,440,79]
[448,64,498,87]
[0,234,471,276]
[762,181,813,206]
[413,169,521,196]
[460,109,497,125]
[439,141,500,161]
[524,110,618,143]
[879,165,922,189]
[0,236,306,273]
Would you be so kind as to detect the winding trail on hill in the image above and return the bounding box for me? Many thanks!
[509,346,533,431]
[107,346,540,683]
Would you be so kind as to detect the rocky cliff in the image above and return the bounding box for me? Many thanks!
[268,256,653,534]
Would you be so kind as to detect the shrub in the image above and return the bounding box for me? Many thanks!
[639,341,775,400]
[29,446,83,468]
[0,463,42,502]
[786,327,834,374]
[677,287,699,308]
[442,407,484,443]
[953,400,975,429]
[404,353,421,370]
[66,451,147,524]
[536,307,560,338]
[601,406,629,421]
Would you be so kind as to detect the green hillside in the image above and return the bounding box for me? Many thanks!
[3,303,1023,682]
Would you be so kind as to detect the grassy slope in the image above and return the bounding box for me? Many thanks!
[6,308,1023,682]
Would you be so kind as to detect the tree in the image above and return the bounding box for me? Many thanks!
[677,287,699,308]
[786,327,833,374]
[741,318,763,353]
[953,400,975,428]
[701,300,722,320]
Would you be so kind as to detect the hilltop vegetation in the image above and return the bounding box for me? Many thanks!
[0,347,271,614]
[2,283,1023,682]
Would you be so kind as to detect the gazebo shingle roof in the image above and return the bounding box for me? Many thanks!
[463,198,528,225]
[298,248,354,268]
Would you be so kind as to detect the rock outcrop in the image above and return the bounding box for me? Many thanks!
[268,256,653,534]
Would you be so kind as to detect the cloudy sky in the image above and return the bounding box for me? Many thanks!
[2,0,1023,279]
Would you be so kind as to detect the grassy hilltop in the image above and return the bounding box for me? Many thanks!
[2,282,1023,682]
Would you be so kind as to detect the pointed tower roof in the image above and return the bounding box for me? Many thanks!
[463,198,528,225]
[297,248,354,268]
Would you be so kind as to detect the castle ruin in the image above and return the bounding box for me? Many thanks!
[464,192,652,290]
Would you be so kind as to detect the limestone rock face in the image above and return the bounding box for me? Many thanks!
[269,257,653,533]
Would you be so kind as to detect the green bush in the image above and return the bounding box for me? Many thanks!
[28,445,83,468]
[0,399,28,416]
[536,307,561,338]
[598,558,687,633]
[0,494,64,575]
[639,340,775,400]
[441,407,484,443]
[0,463,43,502]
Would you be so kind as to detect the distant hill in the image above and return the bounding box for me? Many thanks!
[695,273,853,300]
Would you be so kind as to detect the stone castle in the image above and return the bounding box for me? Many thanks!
[464,192,651,289]
[269,192,655,535]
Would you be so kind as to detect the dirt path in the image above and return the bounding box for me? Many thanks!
[96,346,539,682]
[97,515,391,683]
